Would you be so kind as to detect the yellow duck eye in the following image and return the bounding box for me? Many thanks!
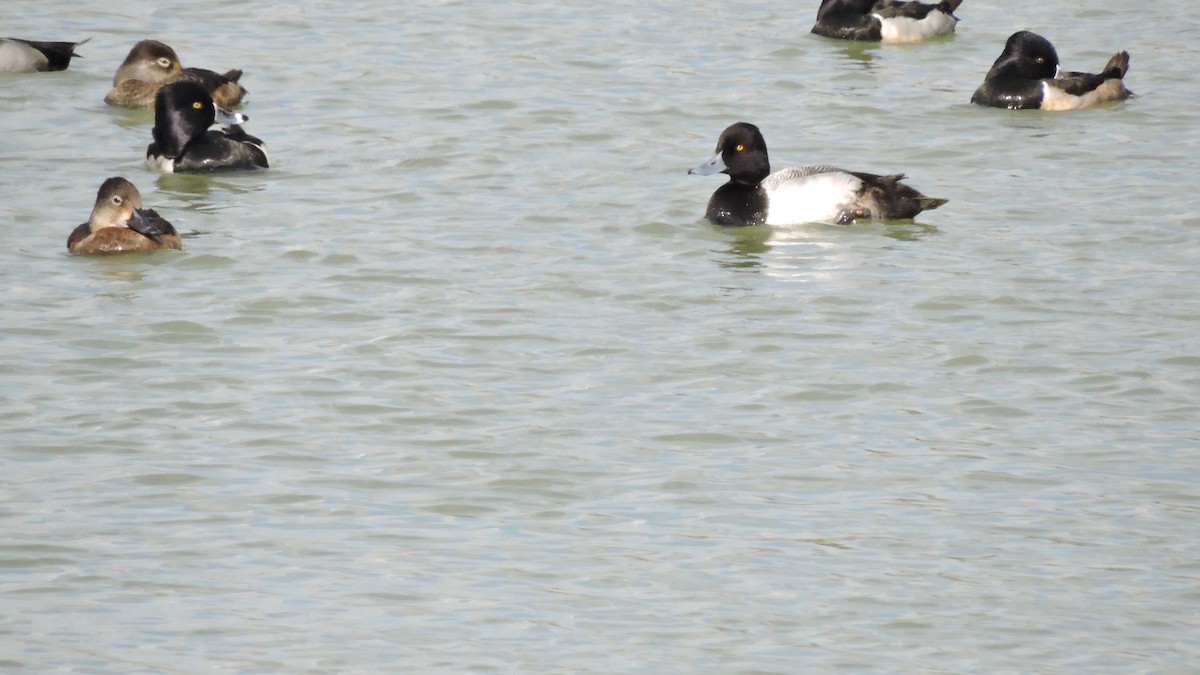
[735,144,745,152]
[192,101,203,110]
[1035,56,1045,64]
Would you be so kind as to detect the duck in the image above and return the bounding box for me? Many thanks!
[67,177,181,255]
[0,37,89,72]
[105,39,247,108]
[811,0,963,42]
[689,122,946,226]
[971,31,1132,110]
[146,81,269,173]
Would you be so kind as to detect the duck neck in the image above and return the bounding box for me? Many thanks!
[730,153,770,186]
[708,181,768,227]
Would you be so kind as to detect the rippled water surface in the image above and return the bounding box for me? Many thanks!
[3,0,1199,671]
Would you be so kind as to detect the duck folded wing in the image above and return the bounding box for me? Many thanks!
[760,167,865,225]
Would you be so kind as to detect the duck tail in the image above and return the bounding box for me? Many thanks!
[27,38,90,70]
[938,0,964,13]
[1101,51,1130,79]
[872,174,947,218]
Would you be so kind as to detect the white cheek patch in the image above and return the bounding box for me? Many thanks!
[876,12,958,42]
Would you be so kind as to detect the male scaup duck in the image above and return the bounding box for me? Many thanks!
[811,0,963,42]
[147,81,269,173]
[689,122,946,226]
[0,37,89,72]
[105,39,247,108]
[971,31,1132,110]
[68,177,181,255]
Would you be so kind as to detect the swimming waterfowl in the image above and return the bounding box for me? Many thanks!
[0,37,89,72]
[811,0,963,42]
[146,81,269,173]
[67,177,181,255]
[689,122,946,226]
[105,39,247,108]
[971,31,1132,110]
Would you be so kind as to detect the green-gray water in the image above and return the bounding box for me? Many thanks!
[3,0,1198,670]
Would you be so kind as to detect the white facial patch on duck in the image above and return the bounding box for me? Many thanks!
[874,12,957,42]
[761,168,865,225]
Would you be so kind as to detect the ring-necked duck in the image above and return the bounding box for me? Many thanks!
[105,39,247,109]
[68,177,181,255]
[812,0,963,42]
[0,37,89,72]
[146,81,269,173]
[971,31,1132,110]
[689,122,946,226]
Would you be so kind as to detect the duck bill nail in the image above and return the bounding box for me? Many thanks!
[215,106,248,126]
[689,152,726,176]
